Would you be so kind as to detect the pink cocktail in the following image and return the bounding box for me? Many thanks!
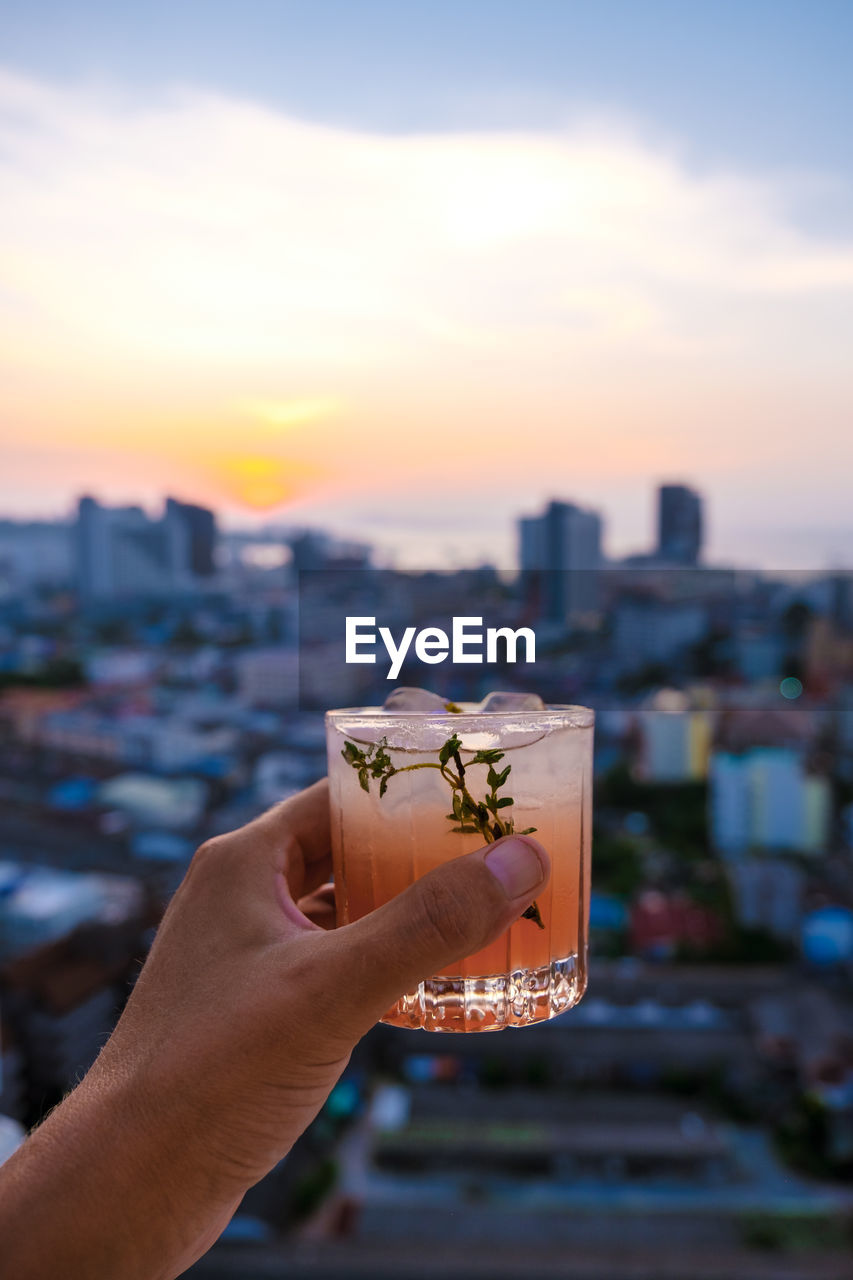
[326,696,593,1032]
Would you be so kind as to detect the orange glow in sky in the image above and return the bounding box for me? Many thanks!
[2,69,853,562]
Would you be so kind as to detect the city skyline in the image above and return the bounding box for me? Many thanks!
[4,477,853,578]
[2,4,853,568]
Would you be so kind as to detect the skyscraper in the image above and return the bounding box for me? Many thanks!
[657,484,703,564]
[518,499,602,625]
[76,496,217,599]
[164,498,217,577]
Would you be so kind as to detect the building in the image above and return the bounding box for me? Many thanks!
[77,496,167,598]
[0,520,73,589]
[829,572,853,631]
[636,690,713,781]
[96,774,209,830]
[1,897,153,1111]
[254,752,316,807]
[0,864,146,961]
[710,748,831,856]
[657,484,703,565]
[728,859,804,938]
[306,1070,853,1266]
[518,513,547,578]
[518,499,602,626]
[731,627,785,683]
[290,529,371,573]
[235,647,299,708]
[85,649,161,686]
[164,498,217,577]
[612,597,708,673]
[75,495,218,599]
[630,890,723,958]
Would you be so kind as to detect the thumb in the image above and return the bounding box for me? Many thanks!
[325,834,550,1035]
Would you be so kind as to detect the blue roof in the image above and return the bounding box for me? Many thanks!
[590,892,628,930]
[47,777,97,810]
[219,1216,272,1243]
[802,906,853,965]
[131,831,194,861]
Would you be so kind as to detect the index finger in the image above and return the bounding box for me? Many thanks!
[253,777,332,898]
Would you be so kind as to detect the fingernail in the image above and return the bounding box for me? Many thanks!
[485,836,544,899]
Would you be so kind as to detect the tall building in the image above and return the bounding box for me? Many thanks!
[657,483,703,564]
[636,693,713,782]
[518,499,602,625]
[165,498,217,577]
[710,748,830,857]
[76,496,164,599]
[0,520,73,587]
[76,496,217,600]
[518,515,547,576]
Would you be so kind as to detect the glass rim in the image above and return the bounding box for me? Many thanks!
[325,703,594,729]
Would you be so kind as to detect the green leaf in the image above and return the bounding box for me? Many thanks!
[517,826,537,835]
[345,726,531,867]
[444,701,463,713]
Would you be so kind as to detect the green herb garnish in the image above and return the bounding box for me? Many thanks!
[342,732,543,927]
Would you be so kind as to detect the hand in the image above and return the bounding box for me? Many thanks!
[0,777,549,1280]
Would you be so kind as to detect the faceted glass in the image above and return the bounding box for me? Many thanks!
[325,703,593,1032]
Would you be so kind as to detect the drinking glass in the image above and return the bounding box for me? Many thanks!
[325,702,593,1032]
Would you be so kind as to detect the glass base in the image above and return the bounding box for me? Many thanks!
[380,953,586,1033]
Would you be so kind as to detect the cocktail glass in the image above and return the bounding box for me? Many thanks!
[325,700,593,1032]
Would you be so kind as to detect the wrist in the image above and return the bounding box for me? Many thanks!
[0,1059,244,1280]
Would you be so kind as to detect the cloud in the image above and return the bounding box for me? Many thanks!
[237,396,344,429]
[2,69,852,363]
[1,66,852,540]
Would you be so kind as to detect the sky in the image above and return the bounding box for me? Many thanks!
[2,1,853,568]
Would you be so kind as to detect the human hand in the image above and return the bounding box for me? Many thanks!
[0,777,549,1279]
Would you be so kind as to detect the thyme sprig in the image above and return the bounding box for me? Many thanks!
[342,732,543,928]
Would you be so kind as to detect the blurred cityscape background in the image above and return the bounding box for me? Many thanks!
[4,2,853,1276]
[1,483,853,1278]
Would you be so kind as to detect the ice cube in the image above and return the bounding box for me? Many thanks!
[382,687,453,713]
[480,691,544,712]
